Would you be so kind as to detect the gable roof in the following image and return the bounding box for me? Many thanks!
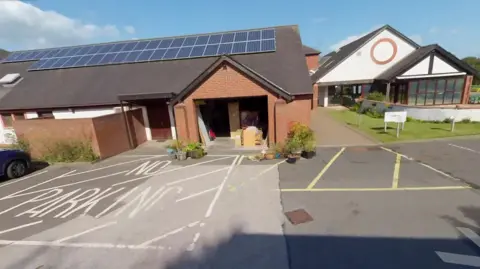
[376,44,480,81]
[311,24,420,83]
[0,25,311,111]
[302,45,320,56]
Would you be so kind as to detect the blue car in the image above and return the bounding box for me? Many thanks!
[0,149,31,179]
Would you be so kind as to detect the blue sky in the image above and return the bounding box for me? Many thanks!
[2,0,479,58]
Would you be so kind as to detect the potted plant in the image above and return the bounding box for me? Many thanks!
[274,142,285,159]
[166,140,178,160]
[185,142,205,159]
[301,140,316,159]
[174,140,187,161]
[285,137,302,164]
[264,147,276,160]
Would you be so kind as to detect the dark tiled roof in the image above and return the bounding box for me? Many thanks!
[376,44,480,81]
[0,25,312,110]
[302,45,320,55]
[311,25,420,83]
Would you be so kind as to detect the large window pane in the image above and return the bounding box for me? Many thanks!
[435,91,445,105]
[455,78,465,92]
[427,80,436,93]
[435,80,446,105]
[416,92,426,105]
[446,79,455,91]
[444,92,454,104]
[408,81,418,94]
[425,93,435,105]
[453,92,462,104]
[418,80,427,92]
[408,94,417,105]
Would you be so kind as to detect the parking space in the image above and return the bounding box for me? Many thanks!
[0,154,288,269]
[280,140,480,269]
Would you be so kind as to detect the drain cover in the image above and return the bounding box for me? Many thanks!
[285,209,313,225]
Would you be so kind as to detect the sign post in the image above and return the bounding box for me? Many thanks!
[384,111,407,138]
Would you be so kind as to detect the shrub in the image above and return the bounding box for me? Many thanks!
[285,137,303,155]
[363,107,385,118]
[349,102,361,112]
[41,140,98,163]
[287,122,316,150]
[10,138,30,153]
[461,118,472,123]
[443,118,453,123]
[366,92,386,101]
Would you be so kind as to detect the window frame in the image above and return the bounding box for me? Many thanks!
[406,77,465,106]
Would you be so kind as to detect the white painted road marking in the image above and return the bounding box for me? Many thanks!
[458,227,480,248]
[112,156,234,187]
[436,252,480,267]
[449,143,480,155]
[204,155,239,218]
[0,239,163,250]
[176,186,219,203]
[436,227,480,267]
[0,170,49,189]
[0,220,43,235]
[55,221,117,243]
[166,167,229,186]
[137,221,200,247]
[250,159,286,181]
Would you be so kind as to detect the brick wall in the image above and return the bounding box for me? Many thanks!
[306,55,319,70]
[13,109,146,159]
[462,75,473,104]
[181,63,277,143]
[175,62,312,144]
[13,118,96,158]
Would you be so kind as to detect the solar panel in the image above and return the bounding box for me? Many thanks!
[22,28,276,71]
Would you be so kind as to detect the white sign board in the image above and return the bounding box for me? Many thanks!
[384,111,407,123]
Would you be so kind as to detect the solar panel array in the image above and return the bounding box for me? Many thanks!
[2,29,276,71]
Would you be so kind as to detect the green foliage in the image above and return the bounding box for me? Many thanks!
[461,118,472,123]
[462,57,480,85]
[349,102,361,112]
[443,118,452,123]
[41,140,98,163]
[166,139,185,151]
[10,138,30,153]
[363,107,385,118]
[285,122,316,154]
[185,142,203,152]
[303,140,316,152]
[366,92,386,101]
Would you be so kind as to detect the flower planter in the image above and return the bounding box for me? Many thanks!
[189,150,204,159]
[286,156,297,164]
[265,153,275,160]
[176,151,187,161]
[301,151,316,159]
[166,148,177,160]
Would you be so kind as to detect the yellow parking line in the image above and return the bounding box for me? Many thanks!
[306,147,346,189]
[392,154,401,188]
[281,186,472,192]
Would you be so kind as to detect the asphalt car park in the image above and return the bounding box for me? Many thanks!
[280,139,480,269]
[0,154,288,269]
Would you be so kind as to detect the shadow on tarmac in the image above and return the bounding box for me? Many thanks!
[138,207,480,269]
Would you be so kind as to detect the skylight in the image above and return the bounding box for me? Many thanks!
[0,73,20,84]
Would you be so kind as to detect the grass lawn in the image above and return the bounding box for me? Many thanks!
[329,110,480,143]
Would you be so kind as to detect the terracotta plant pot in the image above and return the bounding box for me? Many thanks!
[265,153,275,160]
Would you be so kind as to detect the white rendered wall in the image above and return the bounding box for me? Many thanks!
[402,57,430,76]
[432,56,458,74]
[320,29,417,83]
[53,107,116,119]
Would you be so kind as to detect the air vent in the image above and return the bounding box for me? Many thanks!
[0,73,23,88]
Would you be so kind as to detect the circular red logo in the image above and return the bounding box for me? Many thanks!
[370,38,398,65]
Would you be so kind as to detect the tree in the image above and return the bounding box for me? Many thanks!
[462,57,480,85]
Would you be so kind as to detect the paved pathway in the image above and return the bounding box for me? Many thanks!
[310,107,377,147]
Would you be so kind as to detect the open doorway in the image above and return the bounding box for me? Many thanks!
[197,96,269,147]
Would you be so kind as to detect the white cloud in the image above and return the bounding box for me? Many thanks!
[124,25,136,34]
[409,34,423,44]
[329,25,382,51]
[0,0,121,50]
[311,17,327,24]
[429,27,439,34]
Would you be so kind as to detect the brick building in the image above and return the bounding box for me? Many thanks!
[0,25,320,155]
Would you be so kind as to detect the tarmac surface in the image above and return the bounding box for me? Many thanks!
[1,137,480,268]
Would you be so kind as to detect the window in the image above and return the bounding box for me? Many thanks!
[406,77,466,106]
[435,80,446,105]
[38,111,54,119]
[1,113,12,127]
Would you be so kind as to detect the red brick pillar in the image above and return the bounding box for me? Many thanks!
[174,102,189,141]
[462,75,473,104]
[312,83,319,109]
[275,99,289,143]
